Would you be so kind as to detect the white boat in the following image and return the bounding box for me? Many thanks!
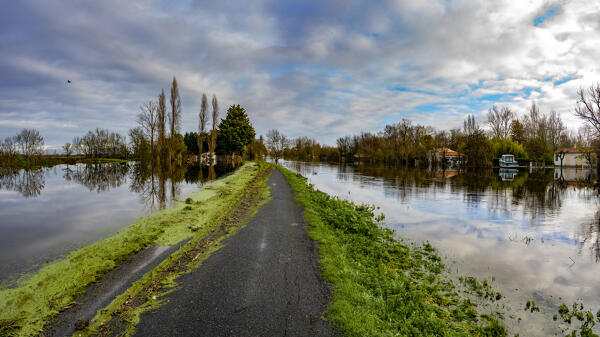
[499,154,518,168]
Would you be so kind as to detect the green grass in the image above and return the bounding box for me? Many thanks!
[278,166,506,337]
[0,162,265,337]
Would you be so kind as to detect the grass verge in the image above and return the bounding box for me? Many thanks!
[0,162,269,337]
[278,166,507,337]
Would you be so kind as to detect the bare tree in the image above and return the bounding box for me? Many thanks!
[574,83,600,137]
[463,115,479,136]
[137,100,158,158]
[546,110,565,152]
[14,129,44,157]
[0,137,17,160]
[63,143,73,158]
[487,105,514,139]
[198,93,208,155]
[210,94,219,155]
[169,76,182,137]
[266,129,288,163]
[523,100,546,140]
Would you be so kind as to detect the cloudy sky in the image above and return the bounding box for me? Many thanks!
[1,0,599,148]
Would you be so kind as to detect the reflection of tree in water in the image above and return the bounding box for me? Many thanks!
[576,208,600,263]
[0,167,45,198]
[129,162,227,210]
[63,163,129,193]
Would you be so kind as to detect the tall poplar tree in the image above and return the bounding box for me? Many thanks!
[198,93,208,156]
[169,76,182,137]
[157,89,167,161]
[210,94,219,155]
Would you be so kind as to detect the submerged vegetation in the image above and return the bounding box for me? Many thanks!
[278,166,507,336]
[0,162,266,336]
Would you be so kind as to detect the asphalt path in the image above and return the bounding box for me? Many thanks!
[133,168,334,336]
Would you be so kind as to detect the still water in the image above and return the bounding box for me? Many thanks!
[282,160,599,336]
[0,162,225,287]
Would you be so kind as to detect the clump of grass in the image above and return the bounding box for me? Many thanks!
[525,300,540,312]
[279,167,507,337]
[0,162,262,336]
[184,197,194,204]
[556,301,600,336]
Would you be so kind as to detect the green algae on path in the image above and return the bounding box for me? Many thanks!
[278,166,507,337]
[0,162,264,337]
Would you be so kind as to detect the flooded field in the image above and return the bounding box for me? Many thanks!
[282,160,599,336]
[0,162,226,287]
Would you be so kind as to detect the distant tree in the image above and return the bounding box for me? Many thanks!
[137,100,158,159]
[336,136,352,159]
[525,137,549,163]
[461,130,491,167]
[14,129,44,157]
[487,105,514,139]
[157,89,167,161]
[0,136,17,160]
[546,110,565,152]
[489,138,527,160]
[198,93,208,155]
[460,116,490,167]
[463,115,479,136]
[266,129,288,163]
[129,127,150,159]
[216,104,256,155]
[63,143,73,158]
[170,134,187,164]
[183,132,199,154]
[245,136,267,160]
[510,119,525,144]
[169,76,182,137]
[210,94,219,154]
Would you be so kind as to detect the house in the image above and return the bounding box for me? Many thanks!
[427,148,462,167]
[553,148,592,167]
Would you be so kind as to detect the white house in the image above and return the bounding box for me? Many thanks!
[553,148,591,167]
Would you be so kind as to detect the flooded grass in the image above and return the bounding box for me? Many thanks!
[0,162,265,336]
[279,166,507,336]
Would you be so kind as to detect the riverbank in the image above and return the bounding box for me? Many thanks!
[278,165,507,336]
[0,161,270,336]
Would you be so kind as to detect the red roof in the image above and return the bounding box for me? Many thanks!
[429,148,460,156]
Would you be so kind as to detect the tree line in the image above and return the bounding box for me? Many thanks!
[268,83,600,168]
[129,76,258,165]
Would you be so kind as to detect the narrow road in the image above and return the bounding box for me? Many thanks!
[134,168,334,336]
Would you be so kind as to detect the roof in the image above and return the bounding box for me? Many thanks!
[554,148,586,154]
[429,148,461,156]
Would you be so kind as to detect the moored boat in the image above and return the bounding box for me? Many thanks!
[499,154,518,168]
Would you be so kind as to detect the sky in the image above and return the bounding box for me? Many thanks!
[1,0,599,149]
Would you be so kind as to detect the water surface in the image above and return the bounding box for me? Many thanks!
[282,160,599,336]
[0,162,226,287]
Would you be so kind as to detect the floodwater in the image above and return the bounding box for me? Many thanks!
[0,162,226,287]
[282,160,600,336]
